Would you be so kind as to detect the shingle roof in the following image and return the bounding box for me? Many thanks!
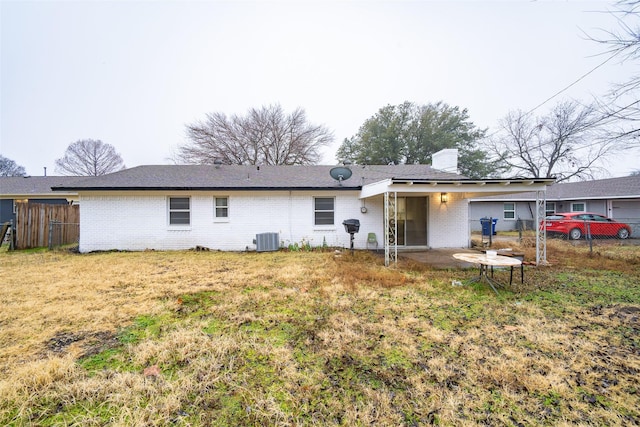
[472,175,640,201]
[0,176,84,196]
[52,164,464,191]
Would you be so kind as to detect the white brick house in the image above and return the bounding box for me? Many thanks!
[53,163,553,262]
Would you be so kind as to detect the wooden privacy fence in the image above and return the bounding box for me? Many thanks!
[15,203,79,249]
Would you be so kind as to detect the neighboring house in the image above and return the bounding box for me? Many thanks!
[53,160,553,259]
[0,176,80,225]
[469,175,640,234]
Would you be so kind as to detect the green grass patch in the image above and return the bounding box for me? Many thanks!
[79,347,122,371]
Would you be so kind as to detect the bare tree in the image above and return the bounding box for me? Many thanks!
[0,155,26,176]
[487,101,617,182]
[589,1,640,142]
[55,139,125,176]
[177,104,334,165]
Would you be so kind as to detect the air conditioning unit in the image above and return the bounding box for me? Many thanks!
[255,232,279,252]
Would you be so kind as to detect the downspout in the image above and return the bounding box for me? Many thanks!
[289,191,293,244]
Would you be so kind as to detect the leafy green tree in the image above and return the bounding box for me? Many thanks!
[0,155,26,176]
[336,101,502,178]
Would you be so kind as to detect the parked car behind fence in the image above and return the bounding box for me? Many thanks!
[544,212,632,240]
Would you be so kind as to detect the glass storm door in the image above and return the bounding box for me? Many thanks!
[405,197,427,246]
[389,197,428,246]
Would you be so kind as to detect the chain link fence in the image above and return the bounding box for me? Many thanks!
[545,218,640,254]
[469,216,640,257]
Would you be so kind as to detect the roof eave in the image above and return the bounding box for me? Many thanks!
[360,178,554,198]
[52,186,363,192]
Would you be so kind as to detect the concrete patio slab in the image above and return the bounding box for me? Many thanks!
[399,248,479,269]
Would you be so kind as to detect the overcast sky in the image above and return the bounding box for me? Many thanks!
[1,0,638,177]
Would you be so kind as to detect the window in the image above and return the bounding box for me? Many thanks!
[545,202,556,217]
[169,197,190,225]
[314,197,334,225]
[546,215,565,220]
[571,202,585,212]
[503,202,515,220]
[214,197,229,219]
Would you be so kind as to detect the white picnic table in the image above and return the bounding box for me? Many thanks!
[452,252,522,295]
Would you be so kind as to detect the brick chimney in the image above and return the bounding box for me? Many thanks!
[431,149,458,173]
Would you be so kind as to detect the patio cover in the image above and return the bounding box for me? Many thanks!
[359,178,555,266]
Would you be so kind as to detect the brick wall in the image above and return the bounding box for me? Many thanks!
[78,191,469,252]
[428,193,469,248]
[79,191,378,252]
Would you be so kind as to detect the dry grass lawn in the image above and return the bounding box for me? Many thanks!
[0,242,638,426]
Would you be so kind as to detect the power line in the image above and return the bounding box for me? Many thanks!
[483,48,624,145]
[521,48,624,118]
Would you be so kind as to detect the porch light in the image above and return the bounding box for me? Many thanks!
[440,192,448,204]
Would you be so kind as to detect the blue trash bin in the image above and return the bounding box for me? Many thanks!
[480,218,491,236]
[480,217,498,235]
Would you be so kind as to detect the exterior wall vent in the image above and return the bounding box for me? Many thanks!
[255,232,279,252]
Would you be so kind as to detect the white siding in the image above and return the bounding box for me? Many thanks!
[469,201,529,232]
[612,199,640,221]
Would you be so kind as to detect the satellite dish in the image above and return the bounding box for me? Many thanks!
[330,166,352,185]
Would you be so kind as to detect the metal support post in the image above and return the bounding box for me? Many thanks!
[384,192,397,267]
[535,190,547,265]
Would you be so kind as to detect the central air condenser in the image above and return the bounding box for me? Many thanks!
[255,232,279,252]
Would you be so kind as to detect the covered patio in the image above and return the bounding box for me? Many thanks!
[359,177,555,267]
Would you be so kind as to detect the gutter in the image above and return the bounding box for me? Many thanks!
[52,186,363,192]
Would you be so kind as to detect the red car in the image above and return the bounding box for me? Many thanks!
[544,212,632,240]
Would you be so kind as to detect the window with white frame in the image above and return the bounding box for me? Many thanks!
[314,197,334,225]
[571,202,586,212]
[545,202,556,217]
[168,197,190,225]
[503,202,515,220]
[214,196,229,220]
